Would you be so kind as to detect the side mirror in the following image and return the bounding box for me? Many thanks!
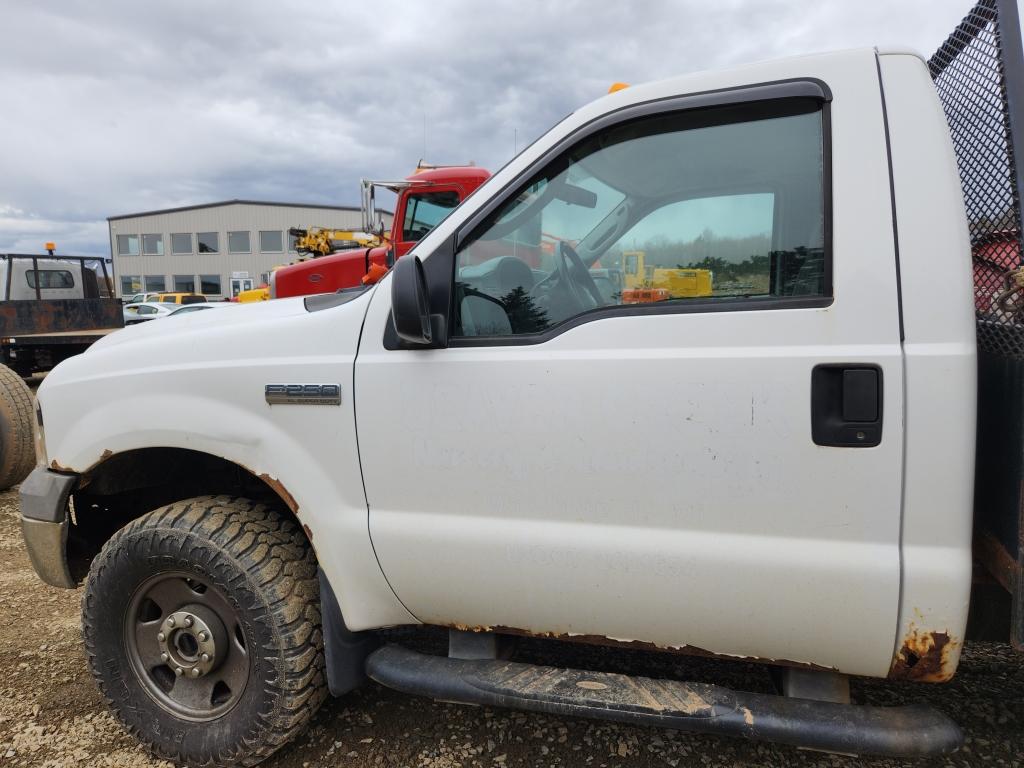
[391,255,443,345]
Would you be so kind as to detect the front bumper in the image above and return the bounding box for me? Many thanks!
[19,467,78,588]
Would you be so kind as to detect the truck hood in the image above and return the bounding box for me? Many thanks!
[93,297,311,353]
[38,289,376,473]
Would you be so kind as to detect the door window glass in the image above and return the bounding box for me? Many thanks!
[611,193,777,299]
[402,191,461,242]
[453,100,826,338]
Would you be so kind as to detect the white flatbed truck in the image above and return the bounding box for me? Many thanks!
[15,1,1024,763]
[0,252,122,490]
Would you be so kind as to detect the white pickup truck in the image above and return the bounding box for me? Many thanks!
[16,1,1024,764]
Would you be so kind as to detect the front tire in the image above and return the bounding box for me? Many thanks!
[83,496,327,766]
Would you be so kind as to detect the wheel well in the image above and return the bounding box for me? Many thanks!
[68,448,304,581]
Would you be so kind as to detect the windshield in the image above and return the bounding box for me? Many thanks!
[402,190,461,242]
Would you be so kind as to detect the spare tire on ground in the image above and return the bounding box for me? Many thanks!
[0,364,36,490]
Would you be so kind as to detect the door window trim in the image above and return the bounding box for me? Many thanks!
[386,78,834,351]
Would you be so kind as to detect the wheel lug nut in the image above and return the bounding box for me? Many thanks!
[183,616,193,628]
[166,617,175,628]
[174,667,183,677]
[201,653,210,663]
[190,668,200,677]
[157,632,165,642]
[160,652,168,662]
[198,631,208,642]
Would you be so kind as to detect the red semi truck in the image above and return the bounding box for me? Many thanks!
[271,165,490,299]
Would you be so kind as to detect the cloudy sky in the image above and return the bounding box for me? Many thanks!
[0,0,971,256]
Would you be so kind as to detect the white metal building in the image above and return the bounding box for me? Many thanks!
[107,200,393,298]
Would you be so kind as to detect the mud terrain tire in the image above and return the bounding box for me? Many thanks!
[83,496,327,767]
[0,363,35,490]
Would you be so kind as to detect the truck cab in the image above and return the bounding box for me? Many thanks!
[1,256,99,301]
[271,165,490,298]
[16,0,1024,762]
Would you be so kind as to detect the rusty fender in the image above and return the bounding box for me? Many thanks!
[888,627,959,683]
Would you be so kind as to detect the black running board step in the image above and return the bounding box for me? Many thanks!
[366,644,961,757]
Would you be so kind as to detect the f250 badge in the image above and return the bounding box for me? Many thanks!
[265,384,341,406]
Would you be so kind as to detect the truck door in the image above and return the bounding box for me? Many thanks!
[356,53,905,677]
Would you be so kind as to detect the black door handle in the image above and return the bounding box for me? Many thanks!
[811,364,883,447]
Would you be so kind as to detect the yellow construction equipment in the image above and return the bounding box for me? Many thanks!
[621,250,713,299]
[288,227,383,260]
[236,286,269,303]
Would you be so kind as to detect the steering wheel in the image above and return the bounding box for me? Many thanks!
[556,241,605,310]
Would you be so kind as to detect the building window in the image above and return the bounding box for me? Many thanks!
[120,275,142,295]
[200,274,222,295]
[228,231,250,253]
[288,231,299,252]
[197,232,219,253]
[142,234,163,255]
[144,275,167,292]
[171,233,192,254]
[226,230,249,253]
[117,234,139,256]
[260,230,283,253]
[174,275,195,293]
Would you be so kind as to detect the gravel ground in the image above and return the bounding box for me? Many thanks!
[0,485,1021,768]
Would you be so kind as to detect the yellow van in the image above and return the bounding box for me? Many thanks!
[156,293,207,305]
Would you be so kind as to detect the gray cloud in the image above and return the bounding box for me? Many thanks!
[0,0,970,255]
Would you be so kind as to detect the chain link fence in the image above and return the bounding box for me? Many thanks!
[929,0,1024,357]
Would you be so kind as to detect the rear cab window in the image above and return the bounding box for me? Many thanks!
[27,270,75,290]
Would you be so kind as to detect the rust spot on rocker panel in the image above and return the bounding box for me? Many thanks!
[259,473,299,515]
[889,627,959,682]
[444,623,836,672]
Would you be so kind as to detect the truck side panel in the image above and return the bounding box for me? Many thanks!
[357,49,908,677]
[878,53,976,680]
